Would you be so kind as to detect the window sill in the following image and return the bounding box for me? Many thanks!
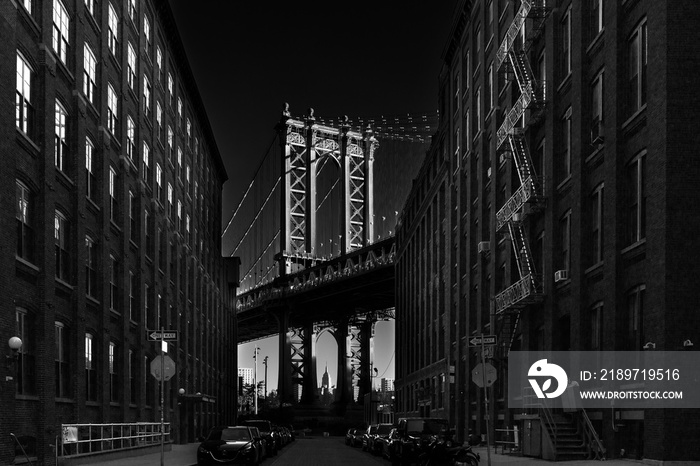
[485,35,494,53]
[56,169,74,190]
[586,29,605,57]
[15,128,40,157]
[621,238,646,259]
[55,277,74,293]
[110,308,122,318]
[556,174,572,194]
[16,256,40,277]
[86,401,100,407]
[55,57,75,85]
[15,394,39,401]
[622,104,647,136]
[555,278,572,291]
[584,261,604,278]
[84,9,101,35]
[18,3,41,38]
[86,295,101,307]
[110,402,121,407]
[557,72,572,94]
[108,52,122,72]
[585,145,604,168]
[86,197,101,214]
[55,397,75,404]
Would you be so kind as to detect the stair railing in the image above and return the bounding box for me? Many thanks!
[578,408,606,460]
[538,401,558,461]
[10,433,34,465]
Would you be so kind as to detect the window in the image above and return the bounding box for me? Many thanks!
[627,152,646,245]
[129,190,137,242]
[52,0,70,65]
[167,73,173,106]
[108,4,119,56]
[110,255,118,310]
[55,101,68,172]
[475,87,481,134]
[144,15,151,53]
[16,308,36,395]
[186,164,191,193]
[186,118,192,147]
[590,183,604,266]
[561,107,572,180]
[109,167,118,221]
[126,116,136,161]
[562,6,572,77]
[186,214,191,244]
[22,0,31,14]
[142,141,151,182]
[83,43,97,103]
[55,322,70,398]
[156,163,163,202]
[167,183,173,219]
[16,180,34,262]
[475,24,481,54]
[144,283,151,328]
[559,210,571,273]
[167,126,173,161]
[156,101,163,140]
[628,19,647,115]
[145,209,152,257]
[107,84,118,134]
[55,211,69,281]
[156,46,163,82]
[626,285,645,350]
[143,75,152,117]
[86,138,97,201]
[85,235,97,297]
[16,52,34,135]
[127,43,136,90]
[109,341,119,402]
[85,333,97,401]
[177,147,182,181]
[591,70,604,143]
[128,0,135,22]
[84,0,95,17]
[589,303,603,350]
[485,1,493,44]
[487,64,493,112]
[129,272,136,321]
[591,0,603,37]
[177,97,183,127]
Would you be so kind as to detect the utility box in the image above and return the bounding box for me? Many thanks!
[522,418,541,457]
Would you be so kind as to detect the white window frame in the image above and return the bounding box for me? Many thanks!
[52,0,70,65]
[16,52,33,134]
[55,100,68,172]
[108,3,119,56]
[107,84,118,134]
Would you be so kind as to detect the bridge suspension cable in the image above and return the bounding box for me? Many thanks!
[228,176,281,257]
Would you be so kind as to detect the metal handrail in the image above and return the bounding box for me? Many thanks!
[538,402,558,461]
[579,409,606,460]
[11,433,33,465]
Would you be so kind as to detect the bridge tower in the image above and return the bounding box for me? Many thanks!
[274,104,380,408]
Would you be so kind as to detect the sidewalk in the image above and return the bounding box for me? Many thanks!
[470,446,642,465]
[78,443,199,466]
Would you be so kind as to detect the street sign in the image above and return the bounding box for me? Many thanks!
[148,330,179,341]
[150,355,176,381]
[469,335,496,347]
[472,362,497,388]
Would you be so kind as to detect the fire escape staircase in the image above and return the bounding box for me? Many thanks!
[494,0,551,359]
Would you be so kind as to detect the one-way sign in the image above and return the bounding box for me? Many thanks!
[469,335,496,347]
[148,330,179,341]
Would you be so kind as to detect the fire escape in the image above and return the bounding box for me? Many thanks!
[494,0,550,358]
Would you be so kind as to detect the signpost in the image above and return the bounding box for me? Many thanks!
[470,334,496,466]
[149,328,178,466]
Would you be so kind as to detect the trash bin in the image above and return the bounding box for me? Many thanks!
[522,418,541,457]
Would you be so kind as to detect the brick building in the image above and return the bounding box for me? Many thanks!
[396,0,700,461]
[0,0,238,463]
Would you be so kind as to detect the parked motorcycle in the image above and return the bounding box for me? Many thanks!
[418,436,480,466]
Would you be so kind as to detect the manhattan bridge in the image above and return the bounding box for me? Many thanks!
[222,104,436,409]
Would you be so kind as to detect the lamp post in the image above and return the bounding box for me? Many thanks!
[370,367,378,425]
[263,356,269,401]
[253,346,260,415]
[6,337,22,382]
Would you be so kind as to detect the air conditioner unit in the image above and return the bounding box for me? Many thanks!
[478,241,491,254]
[486,167,492,179]
[591,119,604,145]
[499,152,510,165]
[554,270,568,282]
[512,213,522,222]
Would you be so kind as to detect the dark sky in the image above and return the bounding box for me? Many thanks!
[168,1,457,216]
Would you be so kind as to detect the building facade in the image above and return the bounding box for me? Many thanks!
[238,367,254,387]
[396,0,700,461]
[0,0,238,463]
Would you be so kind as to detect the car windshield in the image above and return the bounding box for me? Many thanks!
[207,428,251,442]
[245,421,271,433]
[369,426,377,434]
[377,425,393,435]
[405,420,448,435]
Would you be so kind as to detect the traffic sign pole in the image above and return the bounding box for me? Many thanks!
[482,337,491,466]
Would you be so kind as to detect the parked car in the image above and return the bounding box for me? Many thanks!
[248,427,266,459]
[345,428,357,445]
[242,420,278,456]
[368,423,394,455]
[286,424,296,441]
[391,417,451,466]
[362,425,378,451]
[379,427,401,462]
[196,425,264,465]
[346,428,363,447]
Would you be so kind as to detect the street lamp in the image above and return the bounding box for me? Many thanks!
[263,356,269,400]
[6,337,22,380]
[253,346,260,415]
[370,367,379,425]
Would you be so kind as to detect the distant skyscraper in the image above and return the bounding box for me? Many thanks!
[381,378,395,392]
[238,368,254,387]
[320,363,331,394]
